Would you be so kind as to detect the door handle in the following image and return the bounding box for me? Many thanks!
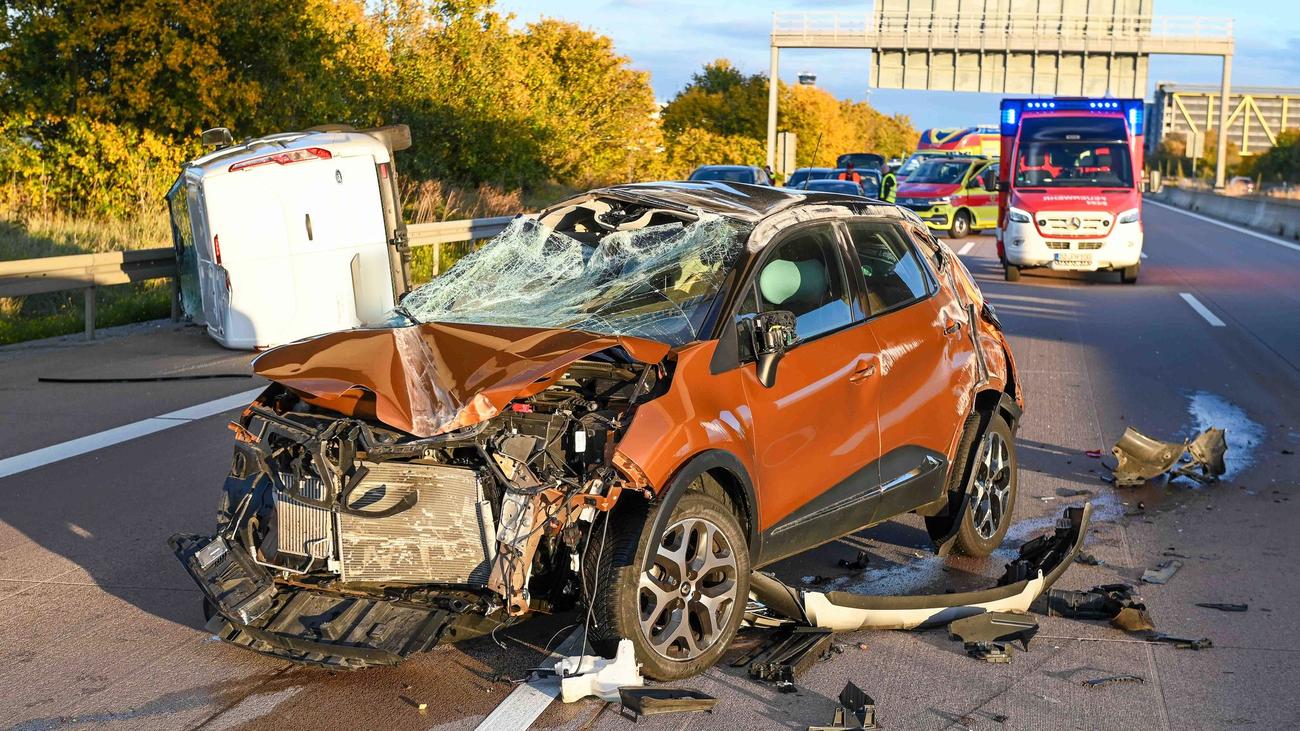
[848,362,876,384]
[942,314,963,336]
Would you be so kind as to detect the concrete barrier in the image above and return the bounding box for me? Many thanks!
[1149,187,1300,242]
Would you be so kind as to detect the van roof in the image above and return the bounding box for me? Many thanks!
[184,130,391,179]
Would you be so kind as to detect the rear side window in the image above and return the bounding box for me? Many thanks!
[846,222,931,315]
[748,223,855,340]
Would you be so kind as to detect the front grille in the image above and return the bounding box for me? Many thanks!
[1045,241,1071,250]
[1078,241,1104,250]
[338,462,495,585]
[1035,212,1112,236]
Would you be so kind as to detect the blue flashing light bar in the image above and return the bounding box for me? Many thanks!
[999,97,1145,136]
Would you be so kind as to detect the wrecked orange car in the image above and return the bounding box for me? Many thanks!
[171,181,1024,679]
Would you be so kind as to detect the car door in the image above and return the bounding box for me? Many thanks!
[845,219,972,524]
[968,163,998,227]
[738,220,884,564]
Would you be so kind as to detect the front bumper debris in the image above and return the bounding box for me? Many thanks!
[171,533,495,669]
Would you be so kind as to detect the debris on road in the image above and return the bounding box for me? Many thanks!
[838,551,871,570]
[617,688,716,721]
[1195,602,1248,612]
[949,611,1039,663]
[732,626,836,688]
[1082,674,1145,688]
[1076,552,1103,565]
[748,505,1091,631]
[1057,487,1094,497]
[1142,559,1183,584]
[808,681,878,730]
[1110,426,1228,486]
[555,638,643,703]
[1039,583,1155,633]
[1147,633,1213,650]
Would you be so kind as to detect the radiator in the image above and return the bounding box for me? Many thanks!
[272,462,495,585]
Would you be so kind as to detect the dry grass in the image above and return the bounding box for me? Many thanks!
[402,180,524,224]
[0,205,171,261]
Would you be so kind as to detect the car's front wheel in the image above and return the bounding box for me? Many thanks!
[584,489,749,680]
[952,413,1018,557]
[949,210,972,239]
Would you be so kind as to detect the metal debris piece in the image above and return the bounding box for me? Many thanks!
[1039,583,1155,633]
[1142,559,1183,584]
[1076,552,1103,565]
[1148,633,1213,650]
[1195,602,1248,612]
[734,626,835,687]
[1083,674,1145,688]
[1057,487,1094,497]
[618,688,717,721]
[808,681,878,730]
[949,611,1038,663]
[1110,426,1228,486]
[838,551,870,570]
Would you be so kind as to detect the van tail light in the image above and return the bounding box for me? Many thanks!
[228,147,332,173]
[213,234,222,265]
[378,162,390,180]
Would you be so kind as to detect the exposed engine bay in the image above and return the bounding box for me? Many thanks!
[172,352,664,669]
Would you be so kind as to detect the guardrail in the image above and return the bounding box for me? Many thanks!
[0,215,516,340]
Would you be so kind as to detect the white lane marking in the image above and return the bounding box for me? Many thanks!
[473,630,584,731]
[1179,293,1226,327]
[1146,198,1300,253]
[0,387,264,480]
[958,241,977,255]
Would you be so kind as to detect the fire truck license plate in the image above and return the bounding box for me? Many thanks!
[1054,252,1092,267]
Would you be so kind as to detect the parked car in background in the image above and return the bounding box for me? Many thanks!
[688,165,773,185]
[1229,176,1256,194]
[799,178,870,196]
[835,152,886,172]
[895,157,999,238]
[896,150,962,182]
[785,167,835,188]
[172,181,1022,682]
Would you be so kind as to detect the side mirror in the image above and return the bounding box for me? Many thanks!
[984,179,998,192]
[200,127,234,149]
[746,310,797,388]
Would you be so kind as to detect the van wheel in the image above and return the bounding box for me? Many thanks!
[949,210,971,239]
[583,490,749,681]
[1004,264,1021,282]
[952,413,1018,557]
[1121,263,1140,284]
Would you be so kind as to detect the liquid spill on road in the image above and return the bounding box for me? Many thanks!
[1185,390,1263,480]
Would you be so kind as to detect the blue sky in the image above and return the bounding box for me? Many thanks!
[497,1,1299,129]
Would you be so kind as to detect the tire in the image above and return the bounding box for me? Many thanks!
[952,413,1018,557]
[949,210,971,239]
[1121,263,1140,284]
[1004,264,1021,282]
[583,490,750,680]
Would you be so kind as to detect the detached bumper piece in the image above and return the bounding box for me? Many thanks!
[809,682,878,730]
[731,626,836,691]
[171,533,465,669]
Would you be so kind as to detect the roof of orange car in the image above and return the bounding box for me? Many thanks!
[578,180,907,223]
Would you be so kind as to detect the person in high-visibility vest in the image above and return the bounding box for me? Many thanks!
[879,164,898,203]
[837,163,862,185]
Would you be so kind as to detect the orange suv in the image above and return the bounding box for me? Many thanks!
[172,181,1023,680]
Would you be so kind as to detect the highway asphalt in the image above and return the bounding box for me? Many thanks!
[1,202,1298,730]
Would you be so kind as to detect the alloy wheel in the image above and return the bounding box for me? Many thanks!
[638,516,739,661]
[969,430,1012,540]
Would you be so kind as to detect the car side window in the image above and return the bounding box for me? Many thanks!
[846,221,931,316]
[747,224,854,341]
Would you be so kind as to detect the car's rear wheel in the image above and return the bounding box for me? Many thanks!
[952,413,1018,557]
[1121,263,1140,284]
[950,210,971,239]
[584,489,749,680]
[1004,264,1021,282]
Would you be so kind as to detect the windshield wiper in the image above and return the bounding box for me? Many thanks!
[391,302,419,325]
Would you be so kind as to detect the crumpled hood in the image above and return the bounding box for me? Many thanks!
[253,322,670,437]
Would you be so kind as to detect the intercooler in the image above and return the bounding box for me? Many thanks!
[273,462,496,585]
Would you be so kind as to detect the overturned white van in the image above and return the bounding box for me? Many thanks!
[166,125,409,349]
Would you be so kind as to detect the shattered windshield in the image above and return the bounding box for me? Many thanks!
[397,212,748,346]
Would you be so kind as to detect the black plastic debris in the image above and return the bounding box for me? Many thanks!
[1076,552,1103,566]
[1196,602,1248,612]
[808,681,878,730]
[1142,559,1183,584]
[948,612,1038,663]
[1148,633,1213,650]
[838,551,870,570]
[1039,583,1155,633]
[618,688,716,721]
[1083,674,1145,688]
[733,626,835,687]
